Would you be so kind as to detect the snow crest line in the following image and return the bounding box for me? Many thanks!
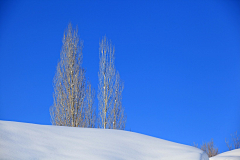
[0,120,209,160]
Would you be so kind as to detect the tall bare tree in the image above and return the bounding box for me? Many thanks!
[50,23,95,127]
[98,36,126,129]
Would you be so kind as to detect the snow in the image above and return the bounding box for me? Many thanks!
[210,149,240,160]
[0,120,209,160]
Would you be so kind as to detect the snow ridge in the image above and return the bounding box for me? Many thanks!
[210,149,240,160]
[0,120,208,160]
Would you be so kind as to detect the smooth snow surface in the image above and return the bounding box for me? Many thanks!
[0,120,208,160]
[210,149,240,160]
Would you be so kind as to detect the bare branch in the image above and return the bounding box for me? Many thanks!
[225,131,240,150]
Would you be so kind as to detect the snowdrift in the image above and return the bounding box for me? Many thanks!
[0,120,208,160]
[210,149,240,160]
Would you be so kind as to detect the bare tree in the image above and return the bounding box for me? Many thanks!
[50,23,95,127]
[98,36,115,129]
[98,36,126,129]
[193,139,219,157]
[225,131,240,150]
[201,139,219,157]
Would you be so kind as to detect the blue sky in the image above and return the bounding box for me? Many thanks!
[1,0,239,152]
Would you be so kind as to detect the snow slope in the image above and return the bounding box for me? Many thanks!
[210,149,240,160]
[0,120,208,160]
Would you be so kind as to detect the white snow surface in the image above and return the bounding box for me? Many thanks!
[210,149,240,160]
[0,120,209,160]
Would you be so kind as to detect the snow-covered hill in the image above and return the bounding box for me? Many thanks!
[0,120,208,160]
[210,149,240,160]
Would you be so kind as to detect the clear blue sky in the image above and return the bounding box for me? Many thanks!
[1,0,239,153]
